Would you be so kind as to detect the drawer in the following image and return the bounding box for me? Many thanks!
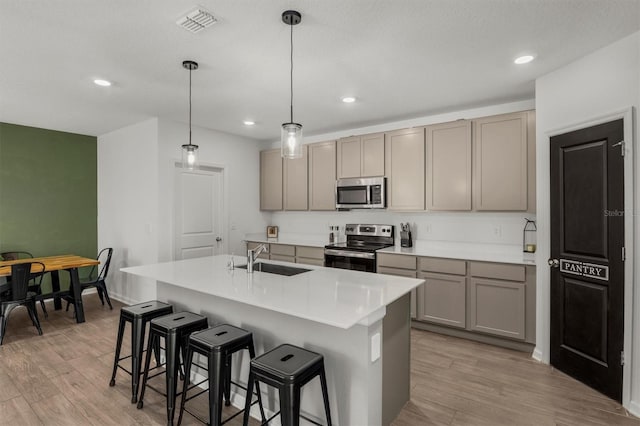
[469,262,525,282]
[296,257,324,267]
[270,254,295,263]
[377,253,417,270]
[418,257,466,275]
[270,244,296,256]
[377,266,417,278]
[296,245,324,260]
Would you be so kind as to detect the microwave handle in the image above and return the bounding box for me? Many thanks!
[366,185,371,204]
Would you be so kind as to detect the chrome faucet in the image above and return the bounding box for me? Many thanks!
[247,244,268,273]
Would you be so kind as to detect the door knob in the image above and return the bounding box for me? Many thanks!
[216,237,222,242]
[548,258,559,268]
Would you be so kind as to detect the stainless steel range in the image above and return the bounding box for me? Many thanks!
[324,224,394,272]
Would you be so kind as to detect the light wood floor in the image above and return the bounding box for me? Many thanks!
[0,298,638,425]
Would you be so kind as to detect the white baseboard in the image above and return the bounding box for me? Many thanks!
[532,348,544,362]
[108,292,141,306]
[629,400,640,419]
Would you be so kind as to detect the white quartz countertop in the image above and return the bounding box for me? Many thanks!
[121,255,423,329]
[377,241,536,265]
[244,233,328,248]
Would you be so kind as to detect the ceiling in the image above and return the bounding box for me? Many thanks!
[1,1,639,141]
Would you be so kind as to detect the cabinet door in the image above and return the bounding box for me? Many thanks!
[377,266,418,319]
[337,136,361,178]
[417,272,466,328]
[308,141,337,210]
[361,133,385,177]
[283,145,308,210]
[469,277,525,340]
[260,149,283,211]
[426,120,471,211]
[385,128,425,210]
[473,112,528,211]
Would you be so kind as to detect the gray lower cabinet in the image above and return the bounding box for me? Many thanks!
[295,245,325,266]
[377,253,418,319]
[417,272,466,328]
[469,277,525,339]
[468,261,532,342]
[246,242,325,266]
[377,253,535,346]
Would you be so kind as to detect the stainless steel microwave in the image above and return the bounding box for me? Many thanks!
[335,177,386,209]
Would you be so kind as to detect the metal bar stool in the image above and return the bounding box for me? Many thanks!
[242,344,332,426]
[177,324,267,426]
[137,311,209,426]
[109,301,174,403]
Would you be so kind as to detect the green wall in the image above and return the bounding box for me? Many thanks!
[0,122,97,291]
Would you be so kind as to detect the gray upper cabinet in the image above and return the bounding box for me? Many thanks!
[337,132,385,178]
[425,120,472,211]
[260,149,283,211]
[472,111,529,211]
[385,128,425,211]
[308,140,337,210]
[283,145,308,211]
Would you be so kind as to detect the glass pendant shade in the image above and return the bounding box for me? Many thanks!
[281,122,303,159]
[181,143,199,170]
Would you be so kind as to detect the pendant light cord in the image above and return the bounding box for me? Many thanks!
[290,20,294,124]
[189,66,193,146]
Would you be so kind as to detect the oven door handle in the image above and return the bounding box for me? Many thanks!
[324,249,375,260]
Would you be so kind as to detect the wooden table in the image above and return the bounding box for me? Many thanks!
[0,255,99,323]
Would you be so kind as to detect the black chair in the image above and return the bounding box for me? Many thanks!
[177,324,267,426]
[243,344,332,426]
[0,251,48,317]
[0,262,45,345]
[137,311,209,425]
[65,248,113,313]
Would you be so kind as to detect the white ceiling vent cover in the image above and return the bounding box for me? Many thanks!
[177,7,217,33]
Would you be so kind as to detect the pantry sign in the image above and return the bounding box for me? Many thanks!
[560,259,609,281]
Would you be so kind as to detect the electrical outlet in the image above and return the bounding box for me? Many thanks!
[493,225,502,238]
[425,224,432,234]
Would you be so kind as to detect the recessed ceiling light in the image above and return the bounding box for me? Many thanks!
[243,120,255,126]
[94,79,112,87]
[341,96,356,103]
[514,55,535,65]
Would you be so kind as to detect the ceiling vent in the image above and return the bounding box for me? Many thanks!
[177,7,217,33]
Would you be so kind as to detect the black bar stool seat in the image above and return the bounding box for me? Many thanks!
[109,300,174,403]
[243,344,332,426]
[177,324,267,426]
[137,311,209,426]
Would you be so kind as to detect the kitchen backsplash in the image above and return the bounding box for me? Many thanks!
[269,211,536,246]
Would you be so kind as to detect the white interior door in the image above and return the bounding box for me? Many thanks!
[174,164,225,260]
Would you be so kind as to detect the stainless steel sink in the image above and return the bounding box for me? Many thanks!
[236,262,311,276]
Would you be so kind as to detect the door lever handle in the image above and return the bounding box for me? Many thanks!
[548,258,559,268]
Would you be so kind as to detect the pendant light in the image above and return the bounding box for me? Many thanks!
[181,60,199,170]
[281,10,303,159]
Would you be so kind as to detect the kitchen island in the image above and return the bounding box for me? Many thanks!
[122,255,423,426]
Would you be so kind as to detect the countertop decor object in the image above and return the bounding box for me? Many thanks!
[280,10,303,159]
[523,218,537,253]
[181,60,199,170]
[266,225,278,239]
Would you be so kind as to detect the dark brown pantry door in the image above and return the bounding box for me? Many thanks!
[549,119,625,402]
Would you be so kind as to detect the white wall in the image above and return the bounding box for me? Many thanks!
[156,120,271,260]
[269,99,537,247]
[535,31,640,414]
[98,117,269,303]
[98,118,160,304]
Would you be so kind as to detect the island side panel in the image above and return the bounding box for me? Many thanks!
[382,293,411,425]
[157,281,384,426]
